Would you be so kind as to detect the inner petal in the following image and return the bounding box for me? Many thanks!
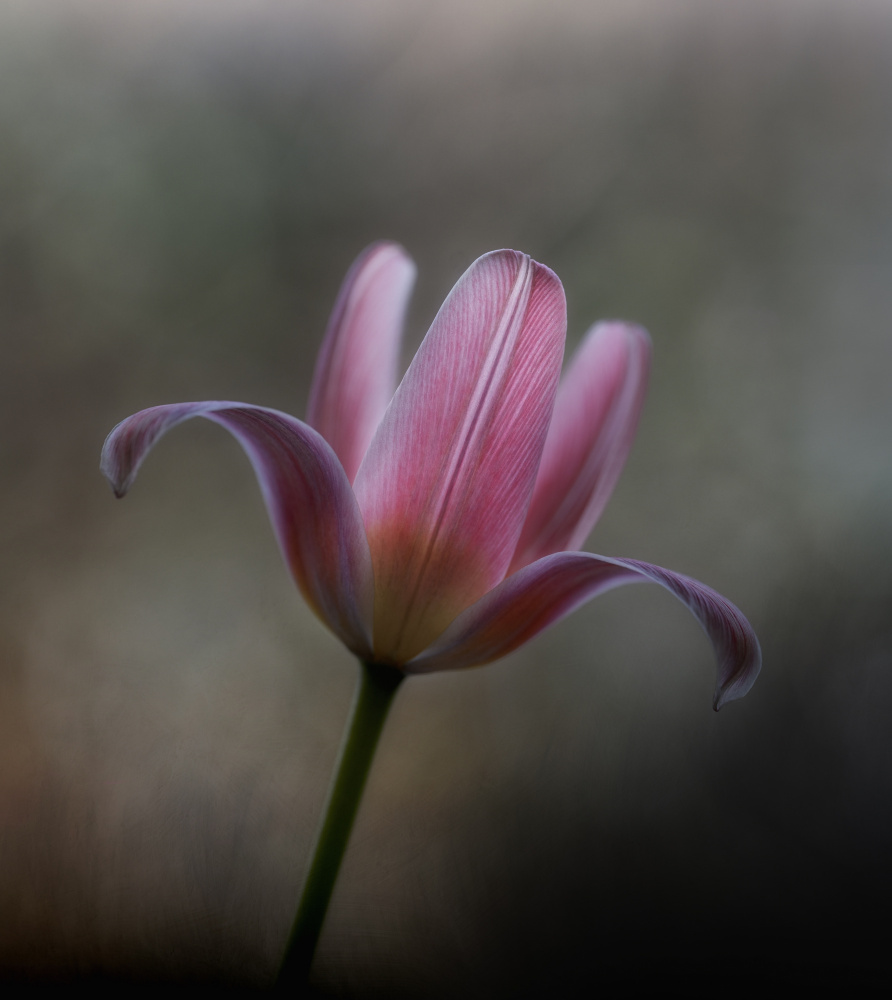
[353,250,567,664]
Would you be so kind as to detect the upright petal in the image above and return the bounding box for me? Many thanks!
[354,251,567,664]
[512,322,651,570]
[307,243,416,483]
[100,402,374,656]
[408,551,761,710]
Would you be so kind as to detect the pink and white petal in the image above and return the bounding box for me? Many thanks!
[512,322,651,571]
[100,402,374,657]
[353,251,567,664]
[306,243,416,483]
[407,552,761,710]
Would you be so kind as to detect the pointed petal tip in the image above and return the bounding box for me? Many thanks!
[408,552,761,714]
[99,401,375,654]
[100,432,132,499]
[713,633,762,711]
[106,468,133,498]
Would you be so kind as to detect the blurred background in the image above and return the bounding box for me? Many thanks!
[2,0,891,993]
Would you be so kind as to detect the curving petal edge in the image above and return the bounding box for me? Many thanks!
[307,242,416,484]
[100,402,374,657]
[512,322,651,570]
[407,551,761,710]
[354,250,567,664]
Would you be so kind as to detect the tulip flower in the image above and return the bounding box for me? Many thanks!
[101,243,760,984]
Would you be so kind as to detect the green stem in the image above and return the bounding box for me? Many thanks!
[277,659,403,990]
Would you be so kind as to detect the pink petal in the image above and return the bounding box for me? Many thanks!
[407,551,761,710]
[100,402,374,657]
[511,322,651,571]
[306,243,416,483]
[353,250,567,665]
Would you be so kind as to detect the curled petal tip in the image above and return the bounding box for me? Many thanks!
[98,401,375,655]
[100,430,134,498]
[712,632,762,711]
[101,451,131,498]
[409,552,761,713]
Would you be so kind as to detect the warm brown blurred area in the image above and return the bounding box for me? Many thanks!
[2,0,891,993]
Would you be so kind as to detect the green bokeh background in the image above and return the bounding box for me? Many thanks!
[2,0,891,992]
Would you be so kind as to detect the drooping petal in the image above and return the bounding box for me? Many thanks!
[100,402,374,656]
[511,322,651,571]
[408,551,761,710]
[353,250,567,664]
[306,243,416,483]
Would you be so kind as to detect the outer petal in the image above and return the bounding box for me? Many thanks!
[306,243,416,483]
[100,402,374,656]
[407,551,761,710]
[511,322,651,571]
[353,251,567,664]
